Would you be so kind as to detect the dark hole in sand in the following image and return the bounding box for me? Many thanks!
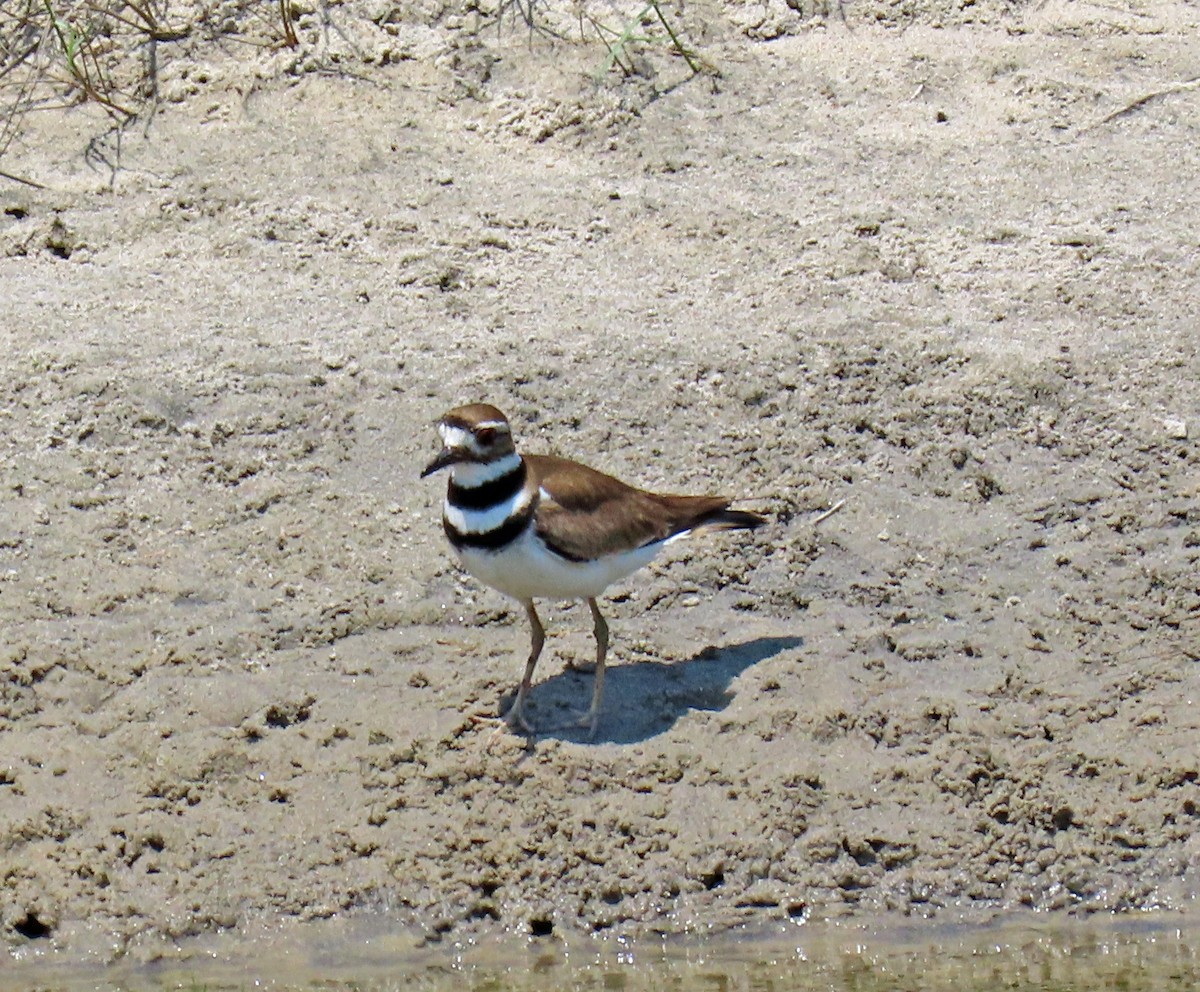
[13,912,51,940]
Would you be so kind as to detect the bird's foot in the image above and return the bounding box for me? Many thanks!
[504,693,538,734]
[566,706,601,740]
[529,706,601,739]
[467,697,536,736]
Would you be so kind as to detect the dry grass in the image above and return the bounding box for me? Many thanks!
[0,0,295,167]
[0,1,710,181]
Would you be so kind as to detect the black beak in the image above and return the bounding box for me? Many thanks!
[420,447,461,479]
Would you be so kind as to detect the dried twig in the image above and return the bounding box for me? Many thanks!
[1087,76,1200,130]
[810,499,847,526]
[279,0,298,48]
[0,166,46,188]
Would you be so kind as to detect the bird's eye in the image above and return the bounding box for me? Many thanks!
[476,427,496,445]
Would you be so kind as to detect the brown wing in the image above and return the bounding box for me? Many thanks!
[526,454,735,562]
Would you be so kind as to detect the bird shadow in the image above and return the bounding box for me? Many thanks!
[512,635,804,745]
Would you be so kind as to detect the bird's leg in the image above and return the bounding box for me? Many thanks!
[503,599,544,733]
[576,597,609,737]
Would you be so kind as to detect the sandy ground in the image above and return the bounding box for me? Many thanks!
[1,0,1198,966]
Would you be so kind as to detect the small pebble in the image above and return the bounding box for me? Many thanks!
[1162,417,1187,439]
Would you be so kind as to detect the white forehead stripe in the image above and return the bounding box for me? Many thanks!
[439,420,510,449]
[439,424,474,448]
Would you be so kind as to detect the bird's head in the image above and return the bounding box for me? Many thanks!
[421,404,517,479]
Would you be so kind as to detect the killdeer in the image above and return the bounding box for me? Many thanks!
[421,403,764,736]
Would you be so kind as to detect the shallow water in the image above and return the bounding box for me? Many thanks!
[6,914,1199,992]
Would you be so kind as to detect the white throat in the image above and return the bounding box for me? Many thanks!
[450,452,522,488]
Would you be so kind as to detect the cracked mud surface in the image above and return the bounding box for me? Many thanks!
[1,0,1198,965]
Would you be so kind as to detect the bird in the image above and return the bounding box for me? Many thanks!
[420,403,765,736]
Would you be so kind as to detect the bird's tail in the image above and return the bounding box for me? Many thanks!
[658,495,767,544]
[694,506,766,534]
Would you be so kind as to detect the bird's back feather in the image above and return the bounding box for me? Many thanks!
[527,454,762,562]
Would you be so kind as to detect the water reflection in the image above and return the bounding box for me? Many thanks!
[5,913,1198,991]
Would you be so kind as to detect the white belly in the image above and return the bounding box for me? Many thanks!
[455,526,663,602]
